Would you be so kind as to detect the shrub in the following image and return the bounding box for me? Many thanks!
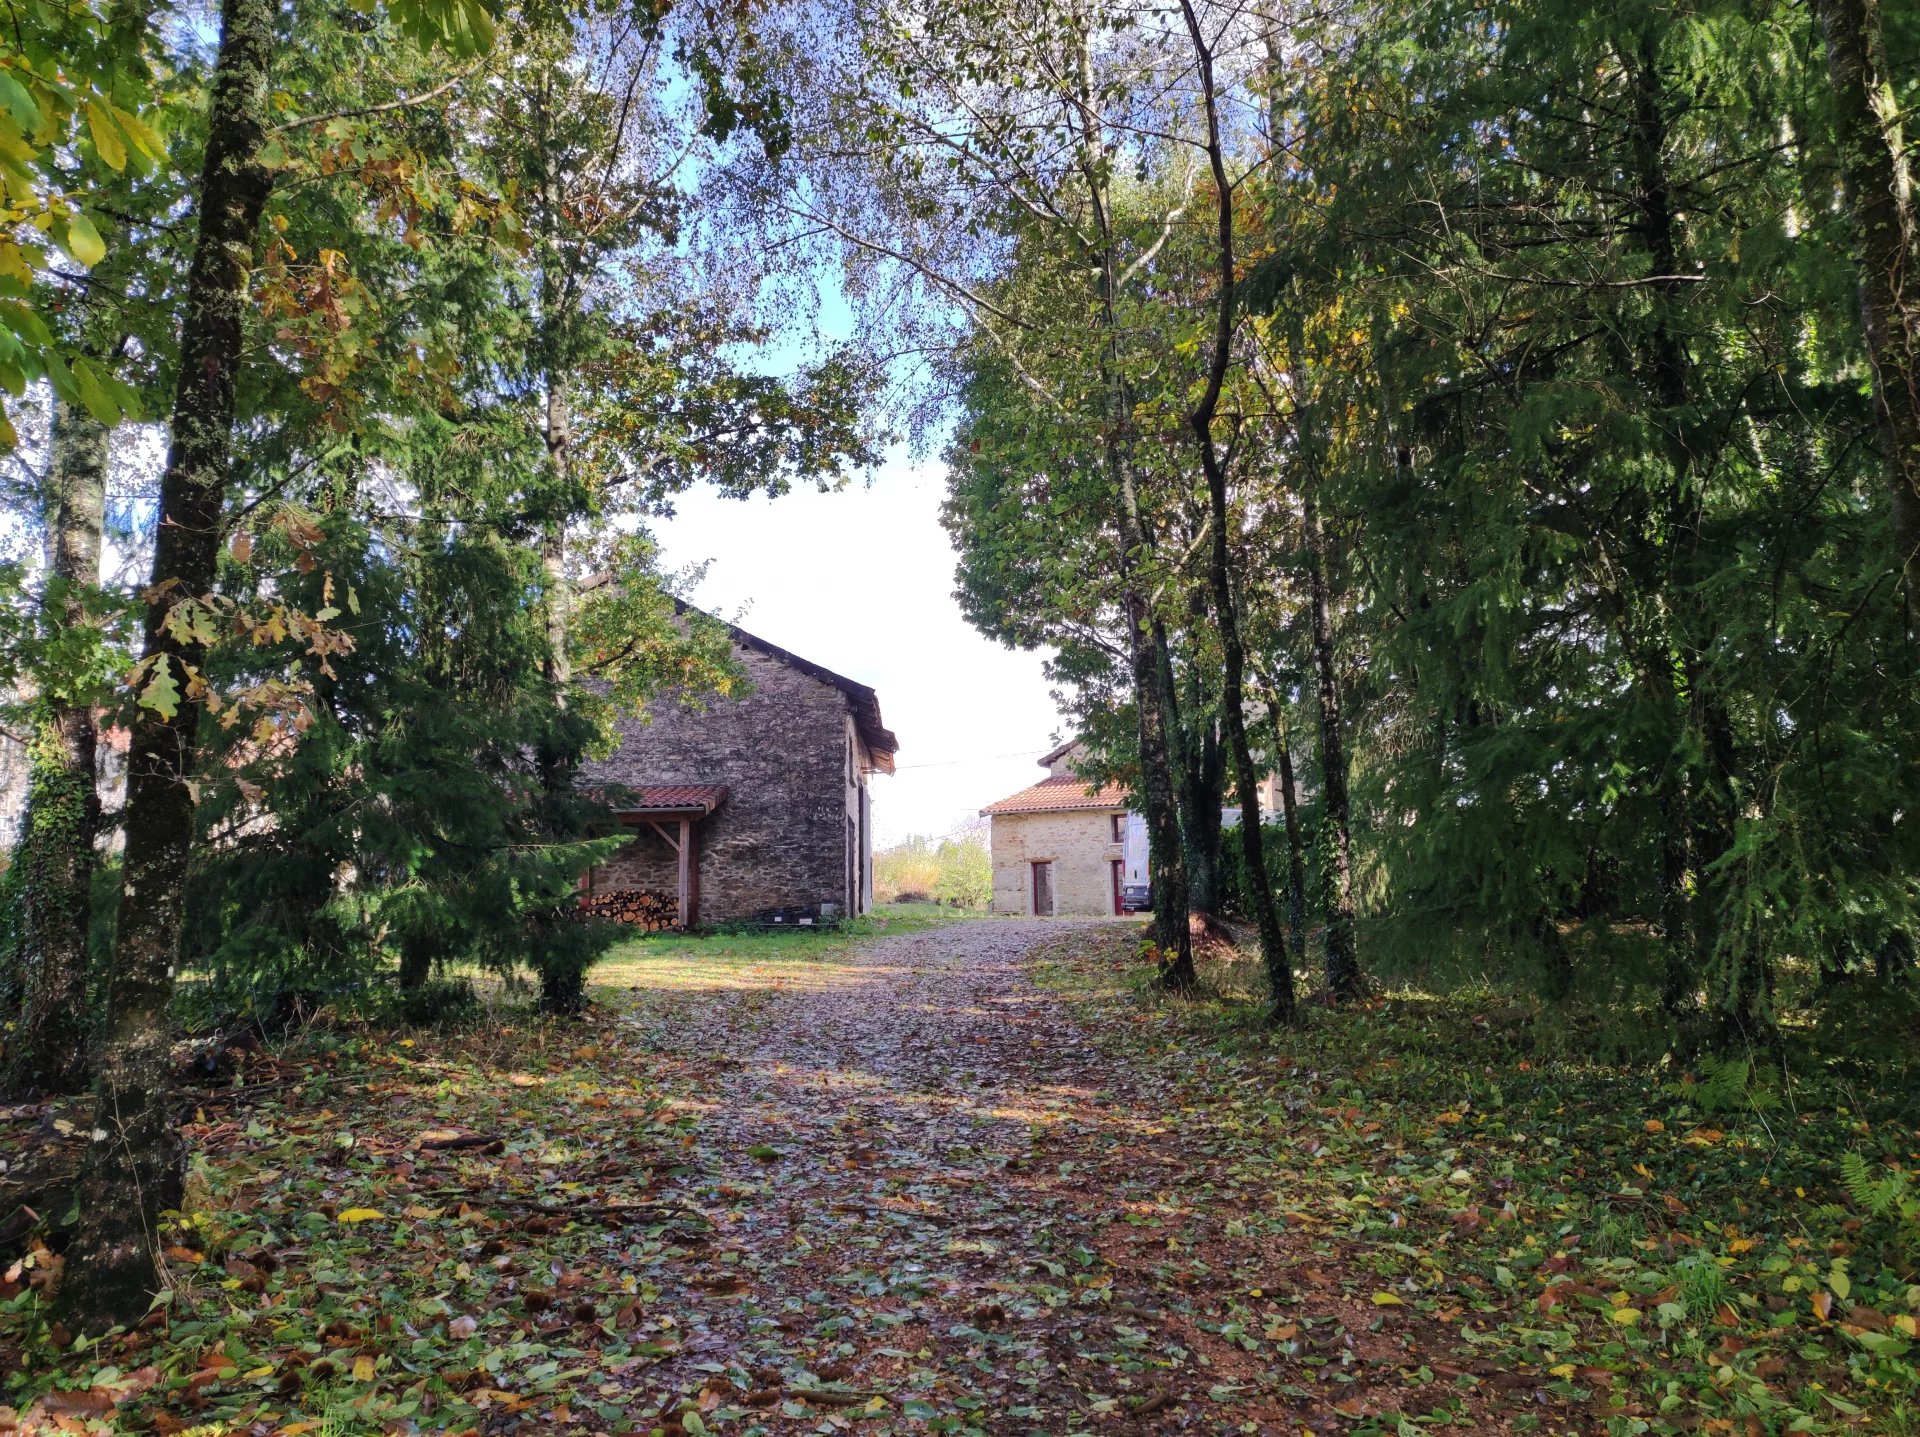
[876,827,991,908]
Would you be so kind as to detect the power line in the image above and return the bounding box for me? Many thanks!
[889,748,1045,772]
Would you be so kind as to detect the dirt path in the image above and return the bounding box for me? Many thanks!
[613,918,1311,1436]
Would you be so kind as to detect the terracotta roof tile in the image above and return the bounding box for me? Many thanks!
[980,776,1129,816]
[613,784,729,814]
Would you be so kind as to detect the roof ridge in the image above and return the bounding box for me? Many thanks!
[980,774,1130,816]
[671,597,898,769]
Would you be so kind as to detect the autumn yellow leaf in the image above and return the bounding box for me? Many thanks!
[1643,1119,1665,1133]
[1549,1363,1576,1379]
[352,1353,376,1382]
[1609,1307,1642,1326]
[1371,1291,1405,1306]
[336,1207,385,1224]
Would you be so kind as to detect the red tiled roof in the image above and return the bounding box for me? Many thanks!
[614,784,729,814]
[981,775,1128,816]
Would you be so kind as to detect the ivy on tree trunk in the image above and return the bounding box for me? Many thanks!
[4,397,109,1096]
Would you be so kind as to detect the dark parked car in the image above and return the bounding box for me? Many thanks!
[1121,882,1153,913]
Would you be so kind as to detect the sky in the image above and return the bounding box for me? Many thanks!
[650,456,1066,847]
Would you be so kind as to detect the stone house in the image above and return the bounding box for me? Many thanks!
[981,740,1132,916]
[981,737,1293,916]
[578,607,897,927]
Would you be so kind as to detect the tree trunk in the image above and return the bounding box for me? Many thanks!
[537,370,575,797]
[1181,0,1294,1023]
[1625,27,1746,1036]
[58,0,274,1333]
[4,399,110,1095]
[1265,697,1309,966]
[1169,652,1224,916]
[1657,789,1694,1012]
[1301,487,1361,1001]
[1122,578,1194,988]
[1071,35,1193,988]
[532,69,578,804]
[1815,0,1920,647]
[1195,445,1294,1021]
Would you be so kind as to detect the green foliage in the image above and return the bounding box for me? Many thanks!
[1219,819,1317,924]
[0,0,170,440]
[875,828,992,909]
[1664,1054,1783,1116]
[1841,1152,1918,1224]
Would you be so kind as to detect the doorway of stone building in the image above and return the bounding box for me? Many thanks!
[1031,861,1055,916]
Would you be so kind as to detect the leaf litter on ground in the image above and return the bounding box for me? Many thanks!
[1,911,1915,1437]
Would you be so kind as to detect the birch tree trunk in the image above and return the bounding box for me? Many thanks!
[58,0,274,1332]
[538,369,575,790]
[4,398,110,1094]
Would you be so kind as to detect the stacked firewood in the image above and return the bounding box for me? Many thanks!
[577,890,680,930]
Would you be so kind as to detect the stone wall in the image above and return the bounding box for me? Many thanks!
[579,640,860,924]
[988,807,1126,916]
[592,822,681,896]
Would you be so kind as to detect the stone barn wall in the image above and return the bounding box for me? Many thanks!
[580,641,855,923]
[592,823,682,896]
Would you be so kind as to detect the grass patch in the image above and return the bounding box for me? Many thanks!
[590,900,988,993]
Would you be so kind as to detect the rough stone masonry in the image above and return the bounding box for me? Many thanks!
[578,612,897,925]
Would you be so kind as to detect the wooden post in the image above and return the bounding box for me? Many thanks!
[677,817,692,930]
[686,819,699,928]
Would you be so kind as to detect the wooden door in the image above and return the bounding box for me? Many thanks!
[1031,861,1054,916]
[1111,860,1124,915]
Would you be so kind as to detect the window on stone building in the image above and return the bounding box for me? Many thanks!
[1110,813,1125,843]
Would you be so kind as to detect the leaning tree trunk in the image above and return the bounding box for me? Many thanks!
[4,398,110,1095]
[1197,446,1295,1022]
[58,0,274,1334]
[1815,0,1920,650]
[1181,0,1294,1023]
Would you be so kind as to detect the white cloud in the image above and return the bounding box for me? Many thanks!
[652,457,1066,845]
